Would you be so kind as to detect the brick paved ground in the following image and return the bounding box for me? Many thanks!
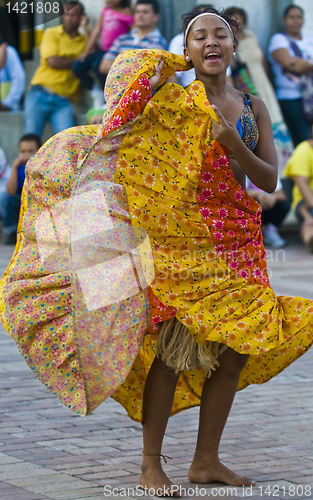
[0,234,313,500]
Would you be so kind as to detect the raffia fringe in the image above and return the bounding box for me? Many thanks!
[156,317,227,375]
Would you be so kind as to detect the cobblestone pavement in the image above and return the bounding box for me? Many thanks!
[0,234,313,500]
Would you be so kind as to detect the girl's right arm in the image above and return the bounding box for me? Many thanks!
[103,76,152,135]
[103,60,164,136]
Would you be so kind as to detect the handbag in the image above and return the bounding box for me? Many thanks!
[231,54,257,95]
[288,38,313,123]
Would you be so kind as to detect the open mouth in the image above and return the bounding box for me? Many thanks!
[205,53,221,63]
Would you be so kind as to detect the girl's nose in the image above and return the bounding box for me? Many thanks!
[205,38,218,46]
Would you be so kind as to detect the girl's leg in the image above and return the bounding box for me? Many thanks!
[139,356,181,496]
[188,346,254,486]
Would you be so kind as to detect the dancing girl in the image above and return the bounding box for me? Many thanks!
[1,6,313,496]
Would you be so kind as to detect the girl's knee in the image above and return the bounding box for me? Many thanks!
[222,348,249,379]
[154,356,181,379]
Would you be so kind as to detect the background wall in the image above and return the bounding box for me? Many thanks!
[296,0,313,34]
[56,0,313,50]
[195,0,273,52]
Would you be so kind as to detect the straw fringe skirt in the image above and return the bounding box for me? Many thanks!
[156,317,227,375]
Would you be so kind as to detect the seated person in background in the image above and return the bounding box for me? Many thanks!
[24,1,88,138]
[99,0,167,76]
[268,5,313,147]
[169,4,233,88]
[0,36,26,111]
[224,6,293,175]
[247,178,290,249]
[0,134,41,245]
[73,0,133,104]
[86,106,106,125]
[284,128,313,252]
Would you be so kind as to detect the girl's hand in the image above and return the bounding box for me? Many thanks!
[149,59,164,90]
[210,105,240,151]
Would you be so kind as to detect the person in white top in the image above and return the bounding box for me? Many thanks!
[268,4,313,146]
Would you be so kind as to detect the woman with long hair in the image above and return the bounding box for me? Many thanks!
[1,6,313,496]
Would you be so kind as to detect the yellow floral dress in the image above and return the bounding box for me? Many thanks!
[0,50,312,421]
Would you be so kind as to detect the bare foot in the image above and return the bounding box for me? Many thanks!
[139,457,181,497]
[188,457,255,487]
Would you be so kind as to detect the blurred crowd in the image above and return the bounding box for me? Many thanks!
[1,1,313,252]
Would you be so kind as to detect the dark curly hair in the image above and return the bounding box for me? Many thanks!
[119,0,131,7]
[136,0,159,14]
[283,4,304,18]
[224,7,247,26]
[182,6,239,47]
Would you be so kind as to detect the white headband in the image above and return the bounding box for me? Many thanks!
[184,12,235,47]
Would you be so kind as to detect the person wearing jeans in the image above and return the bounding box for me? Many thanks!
[72,50,106,91]
[24,86,75,136]
[72,0,133,100]
[24,1,87,137]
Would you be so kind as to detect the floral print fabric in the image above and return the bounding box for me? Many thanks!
[0,50,312,422]
[0,50,191,416]
[103,56,313,422]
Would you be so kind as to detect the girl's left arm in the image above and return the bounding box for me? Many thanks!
[211,98,277,193]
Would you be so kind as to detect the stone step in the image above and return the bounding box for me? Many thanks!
[0,111,88,165]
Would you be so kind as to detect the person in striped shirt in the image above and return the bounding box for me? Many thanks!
[99,0,167,76]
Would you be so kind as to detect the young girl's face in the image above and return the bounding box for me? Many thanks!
[106,0,123,9]
[184,16,235,79]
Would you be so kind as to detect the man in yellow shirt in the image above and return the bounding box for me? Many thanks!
[284,128,313,252]
[24,1,87,137]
